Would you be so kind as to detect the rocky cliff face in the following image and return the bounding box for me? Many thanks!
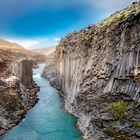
[12,59,33,88]
[0,59,39,136]
[0,39,45,77]
[42,2,140,139]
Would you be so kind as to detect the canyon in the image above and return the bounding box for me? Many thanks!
[0,40,43,136]
[0,38,82,139]
[1,1,140,140]
[0,59,39,136]
[1,64,82,140]
[42,2,140,139]
[0,39,45,77]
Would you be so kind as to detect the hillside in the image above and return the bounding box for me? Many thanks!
[42,1,140,139]
[33,46,56,64]
[0,39,45,76]
[33,46,56,56]
[0,39,42,135]
[0,39,24,50]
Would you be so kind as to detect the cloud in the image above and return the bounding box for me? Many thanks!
[82,0,137,10]
[6,37,61,49]
[25,0,137,10]
[53,37,61,41]
[7,39,40,49]
[19,40,39,48]
[32,37,60,49]
[82,0,139,16]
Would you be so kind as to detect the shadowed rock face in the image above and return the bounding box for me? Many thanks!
[12,59,33,88]
[42,2,140,139]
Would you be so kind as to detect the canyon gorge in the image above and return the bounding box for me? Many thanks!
[1,1,140,140]
[0,40,43,136]
[0,40,82,140]
[42,2,140,139]
[0,59,39,136]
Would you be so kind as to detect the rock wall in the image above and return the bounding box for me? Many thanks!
[12,59,33,88]
[0,59,39,136]
[43,2,140,139]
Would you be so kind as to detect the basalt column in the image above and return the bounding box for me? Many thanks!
[12,59,33,88]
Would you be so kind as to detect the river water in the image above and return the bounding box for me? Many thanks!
[1,64,82,140]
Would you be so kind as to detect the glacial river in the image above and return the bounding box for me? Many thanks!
[1,64,82,140]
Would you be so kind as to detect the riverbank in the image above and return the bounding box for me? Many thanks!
[41,62,86,139]
[0,59,40,136]
[0,79,40,136]
[1,64,82,140]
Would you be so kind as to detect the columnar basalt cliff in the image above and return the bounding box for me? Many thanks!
[42,2,140,139]
[0,59,39,136]
[12,59,33,88]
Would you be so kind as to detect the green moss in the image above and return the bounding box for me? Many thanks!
[106,101,128,121]
[133,121,140,128]
[97,2,140,29]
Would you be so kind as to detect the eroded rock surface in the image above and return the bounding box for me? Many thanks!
[12,59,33,88]
[0,59,39,136]
[42,2,140,139]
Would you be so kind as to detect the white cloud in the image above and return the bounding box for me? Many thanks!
[7,39,40,49]
[18,40,39,48]
[53,37,61,41]
[6,37,61,49]
[82,0,137,10]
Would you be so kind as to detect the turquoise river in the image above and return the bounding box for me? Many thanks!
[0,64,82,140]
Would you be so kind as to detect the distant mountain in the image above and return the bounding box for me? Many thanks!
[0,39,28,62]
[33,46,56,56]
[0,39,42,136]
[0,39,45,60]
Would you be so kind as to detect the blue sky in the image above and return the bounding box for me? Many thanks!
[0,0,137,49]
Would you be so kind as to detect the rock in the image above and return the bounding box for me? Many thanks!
[11,59,33,88]
[42,2,140,139]
[100,113,112,121]
[0,59,39,136]
[124,126,139,135]
[133,115,140,121]
[136,130,140,137]
[102,121,111,128]
[0,58,4,63]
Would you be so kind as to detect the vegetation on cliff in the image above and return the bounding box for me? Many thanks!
[106,100,128,121]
